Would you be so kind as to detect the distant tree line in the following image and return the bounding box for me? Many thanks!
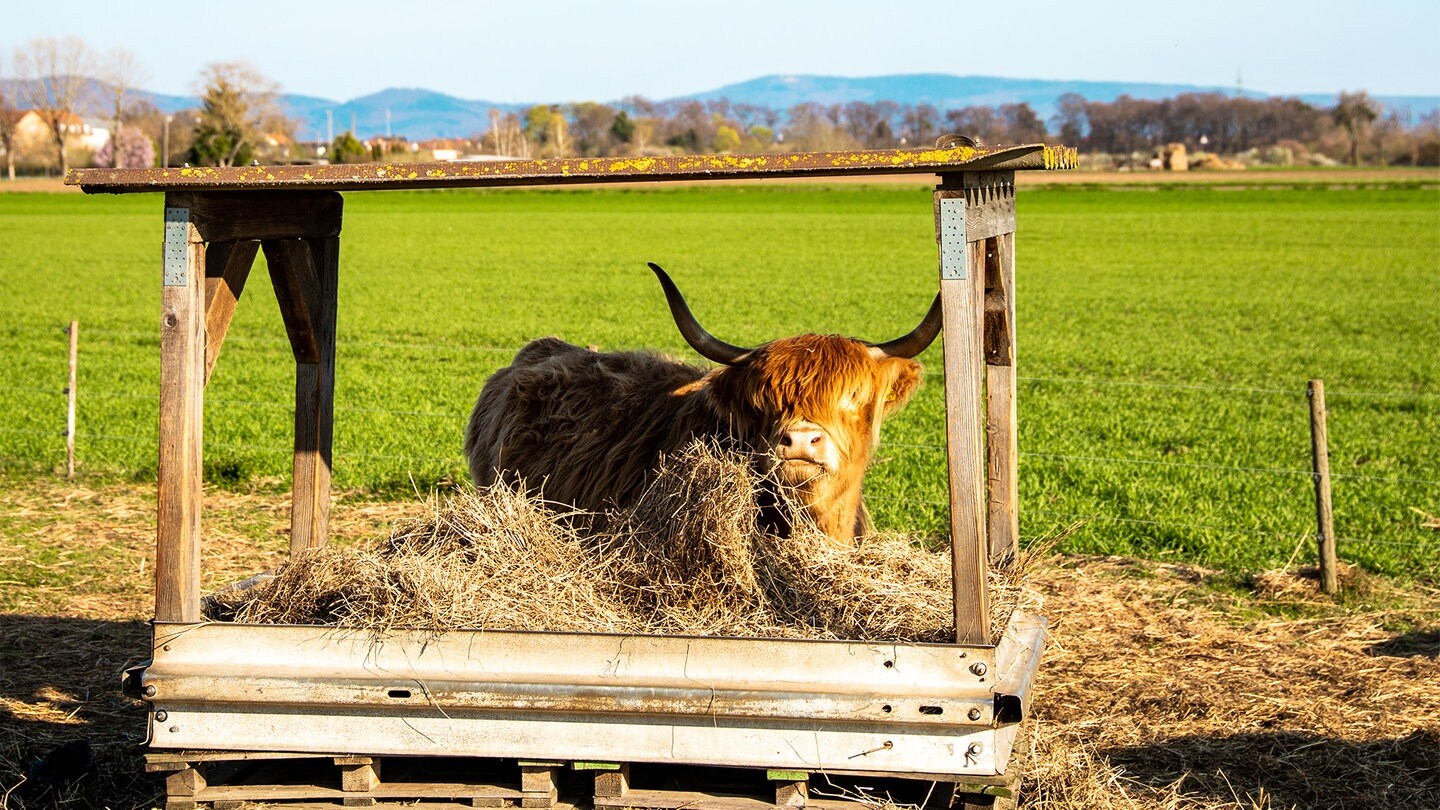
[479,92,1437,167]
[3,35,1437,176]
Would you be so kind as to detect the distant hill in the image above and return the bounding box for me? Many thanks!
[4,73,1437,141]
[684,74,1440,125]
[681,74,1254,120]
[278,88,528,142]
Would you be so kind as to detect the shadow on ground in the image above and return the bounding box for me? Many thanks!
[1365,627,1440,659]
[1103,728,1440,809]
[0,615,159,809]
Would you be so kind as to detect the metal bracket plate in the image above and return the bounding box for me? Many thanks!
[939,197,967,280]
[163,207,190,286]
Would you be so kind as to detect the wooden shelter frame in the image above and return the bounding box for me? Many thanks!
[73,142,1073,644]
[70,142,1075,804]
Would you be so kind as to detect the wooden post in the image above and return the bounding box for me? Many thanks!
[164,763,206,809]
[156,199,206,623]
[336,755,380,807]
[263,236,339,554]
[66,320,78,479]
[768,769,808,807]
[151,190,341,614]
[586,763,630,799]
[1309,379,1338,594]
[983,231,1018,568]
[936,176,988,645]
[518,761,561,808]
[937,171,1018,644]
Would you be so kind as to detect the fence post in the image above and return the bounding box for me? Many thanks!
[66,320,78,480]
[1308,379,1338,594]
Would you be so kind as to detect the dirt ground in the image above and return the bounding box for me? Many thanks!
[0,479,1435,809]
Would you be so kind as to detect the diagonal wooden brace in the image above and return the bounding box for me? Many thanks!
[263,239,324,364]
[203,240,259,384]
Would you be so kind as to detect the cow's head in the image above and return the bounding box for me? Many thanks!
[649,263,941,544]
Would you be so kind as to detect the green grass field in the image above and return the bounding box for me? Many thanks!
[2,181,1436,580]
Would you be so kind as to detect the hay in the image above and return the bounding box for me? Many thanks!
[1024,556,1440,809]
[6,476,1437,808]
[215,440,1038,643]
[221,483,631,633]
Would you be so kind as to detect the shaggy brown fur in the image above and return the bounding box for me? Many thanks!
[465,335,923,544]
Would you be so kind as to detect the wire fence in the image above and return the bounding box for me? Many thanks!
[3,326,1437,560]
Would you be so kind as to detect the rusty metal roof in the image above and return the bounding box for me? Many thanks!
[68,143,1076,193]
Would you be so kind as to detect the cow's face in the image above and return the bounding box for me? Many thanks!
[649,262,939,543]
[710,335,923,489]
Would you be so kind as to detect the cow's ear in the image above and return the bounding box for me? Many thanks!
[880,357,923,416]
[705,365,749,412]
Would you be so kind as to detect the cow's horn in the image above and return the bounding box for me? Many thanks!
[648,263,753,365]
[869,293,943,358]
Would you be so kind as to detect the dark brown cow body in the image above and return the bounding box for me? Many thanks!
[464,265,940,544]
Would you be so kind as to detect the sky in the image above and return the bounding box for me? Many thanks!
[3,0,1438,103]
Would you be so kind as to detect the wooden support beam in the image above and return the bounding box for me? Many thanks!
[590,763,630,799]
[518,761,561,808]
[165,763,206,796]
[337,755,380,806]
[935,178,991,646]
[962,196,1016,243]
[984,233,1019,568]
[281,237,339,554]
[157,199,206,623]
[768,770,808,807]
[262,239,323,364]
[167,190,343,242]
[203,240,258,384]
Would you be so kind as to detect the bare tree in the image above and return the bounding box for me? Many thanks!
[12,36,97,175]
[997,103,1047,143]
[945,105,1001,143]
[900,103,940,147]
[99,47,148,163]
[190,61,288,166]
[568,101,619,156]
[841,101,895,148]
[484,109,527,157]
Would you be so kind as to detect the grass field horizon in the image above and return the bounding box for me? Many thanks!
[2,180,1436,581]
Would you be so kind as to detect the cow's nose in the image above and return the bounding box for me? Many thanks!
[778,427,826,461]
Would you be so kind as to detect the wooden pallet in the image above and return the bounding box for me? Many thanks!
[145,752,564,810]
[146,752,1011,810]
[579,761,1010,810]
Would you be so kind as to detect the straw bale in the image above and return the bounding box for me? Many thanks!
[217,440,1038,643]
